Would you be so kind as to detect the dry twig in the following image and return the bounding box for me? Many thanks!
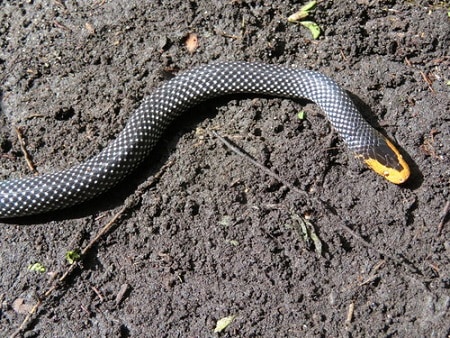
[437,200,450,236]
[14,127,37,174]
[10,160,174,337]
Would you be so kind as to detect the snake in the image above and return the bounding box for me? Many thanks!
[0,62,410,219]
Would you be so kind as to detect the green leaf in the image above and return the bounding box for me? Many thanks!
[290,213,323,256]
[214,315,236,333]
[301,0,317,13]
[300,21,321,39]
[218,215,232,227]
[288,0,316,22]
[297,111,306,120]
[28,262,46,273]
[65,250,81,264]
[226,239,239,246]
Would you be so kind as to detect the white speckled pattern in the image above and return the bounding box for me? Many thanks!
[0,62,384,218]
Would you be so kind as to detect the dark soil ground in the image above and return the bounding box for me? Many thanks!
[1,0,449,337]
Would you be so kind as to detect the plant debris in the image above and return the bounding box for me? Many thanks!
[184,32,199,53]
[214,315,236,333]
[288,1,321,39]
[27,262,46,273]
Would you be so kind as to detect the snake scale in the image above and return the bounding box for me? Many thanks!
[0,62,410,218]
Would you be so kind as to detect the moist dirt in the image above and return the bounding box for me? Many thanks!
[0,1,449,337]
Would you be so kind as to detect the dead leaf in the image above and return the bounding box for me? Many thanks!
[214,315,236,333]
[85,22,95,34]
[185,33,199,53]
[12,298,34,314]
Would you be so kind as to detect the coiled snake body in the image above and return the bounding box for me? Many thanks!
[0,62,410,218]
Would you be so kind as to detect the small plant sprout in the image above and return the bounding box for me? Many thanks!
[288,1,322,39]
[65,250,81,264]
[27,262,46,273]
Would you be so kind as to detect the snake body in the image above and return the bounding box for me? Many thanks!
[0,62,409,218]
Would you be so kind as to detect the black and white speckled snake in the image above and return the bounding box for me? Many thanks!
[0,62,410,218]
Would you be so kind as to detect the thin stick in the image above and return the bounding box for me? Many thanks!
[14,127,37,174]
[211,131,309,199]
[10,207,126,338]
[345,302,355,325]
[437,200,450,236]
[10,160,174,337]
[213,130,431,291]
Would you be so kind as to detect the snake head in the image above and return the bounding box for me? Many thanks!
[357,138,410,184]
